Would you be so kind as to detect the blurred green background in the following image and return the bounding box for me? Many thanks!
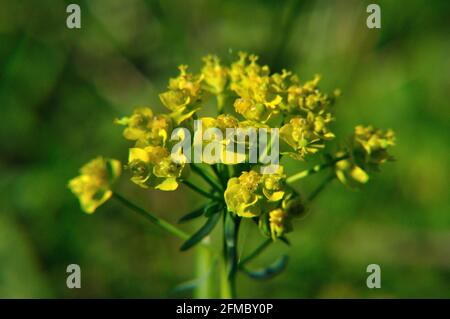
[0,0,449,298]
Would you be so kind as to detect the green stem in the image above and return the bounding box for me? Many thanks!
[220,258,232,298]
[183,180,223,202]
[112,193,189,240]
[307,174,335,202]
[286,154,348,184]
[239,238,272,267]
[222,212,239,298]
[228,220,239,298]
[212,163,229,187]
[194,238,213,298]
[191,163,223,192]
[211,164,226,188]
[217,94,226,114]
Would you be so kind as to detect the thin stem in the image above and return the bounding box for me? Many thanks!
[286,154,349,184]
[191,163,223,192]
[307,174,335,202]
[212,164,221,180]
[221,211,240,298]
[217,94,225,114]
[112,193,189,240]
[183,180,223,202]
[239,238,272,267]
[213,163,229,187]
[211,164,227,189]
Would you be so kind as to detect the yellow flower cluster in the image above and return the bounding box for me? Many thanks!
[68,157,121,213]
[127,146,187,191]
[68,52,395,246]
[113,52,338,186]
[159,65,204,124]
[201,55,228,95]
[115,106,188,190]
[224,167,305,239]
[228,53,338,159]
[280,113,334,159]
[335,125,396,187]
[115,107,172,147]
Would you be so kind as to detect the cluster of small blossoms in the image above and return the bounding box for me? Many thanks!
[68,157,121,213]
[68,52,395,242]
[113,53,340,238]
[229,53,338,160]
[224,167,304,239]
[335,125,396,187]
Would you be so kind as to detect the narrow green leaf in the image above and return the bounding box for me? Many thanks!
[279,236,291,246]
[224,212,240,279]
[204,202,222,218]
[241,255,288,280]
[179,202,222,223]
[180,213,221,251]
[171,278,199,294]
[177,205,208,223]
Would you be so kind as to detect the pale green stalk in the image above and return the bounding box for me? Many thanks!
[286,154,348,184]
[194,238,214,298]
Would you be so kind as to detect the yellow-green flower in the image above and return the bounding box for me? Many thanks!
[68,157,122,214]
[334,152,370,187]
[294,75,324,110]
[200,114,240,133]
[159,65,203,124]
[198,114,242,164]
[281,192,306,218]
[224,168,290,217]
[115,107,172,147]
[280,113,334,159]
[224,170,262,217]
[257,191,304,240]
[268,208,292,239]
[335,126,395,187]
[201,55,228,95]
[229,53,282,123]
[261,166,286,201]
[234,98,272,123]
[353,125,396,166]
[127,146,187,191]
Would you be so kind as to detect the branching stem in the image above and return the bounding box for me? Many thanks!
[191,163,223,192]
[286,154,348,184]
[112,193,189,240]
[183,180,223,202]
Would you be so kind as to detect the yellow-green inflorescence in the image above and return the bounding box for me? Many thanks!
[113,52,342,198]
[224,167,305,239]
[69,52,395,241]
[335,125,396,187]
[68,157,122,213]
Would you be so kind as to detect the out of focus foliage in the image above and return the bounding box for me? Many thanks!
[0,0,449,298]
